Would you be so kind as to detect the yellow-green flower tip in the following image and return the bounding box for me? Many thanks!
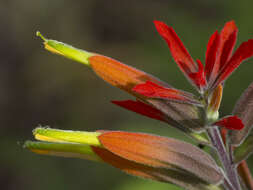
[33,127,102,147]
[36,31,94,66]
[24,140,102,162]
[36,31,47,42]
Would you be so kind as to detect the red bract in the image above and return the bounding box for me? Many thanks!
[111,100,167,122]
[214,116,244,130]
[31,21,253,190]
[154,20,253,92]
[132,81,200,105]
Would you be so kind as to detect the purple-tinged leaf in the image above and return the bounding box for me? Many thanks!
[92,146,218,190]
[92,131,222,188]
[234,133,253,164]
[229,82,253,145]
[149,99,206,132]
[214,116,244,130]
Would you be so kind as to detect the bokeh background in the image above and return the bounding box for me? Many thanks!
[1,0,253,190]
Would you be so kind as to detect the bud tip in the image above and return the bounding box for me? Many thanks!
[36,31,47,42]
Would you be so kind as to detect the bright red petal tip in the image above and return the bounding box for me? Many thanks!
[205,21,238,89]
[154,21,198,83]
[188,60,207,89]
[205,30,220,81]
[213,39,253,88]
[219,21,238,69]
[214,115,244,130]
[111,100,167,122]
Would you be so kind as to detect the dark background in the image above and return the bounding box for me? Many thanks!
[1,0,253,190]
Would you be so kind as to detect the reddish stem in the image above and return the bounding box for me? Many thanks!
[221,128,253,189]
[237,161,253,190]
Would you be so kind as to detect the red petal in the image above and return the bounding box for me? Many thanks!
[213,39,253,88]
[214,116,244,130]
[154,21,198,79]
[219,21,238,69]
[111,100,167,122]
[205,31,221,81]
[132,81,199,104]
[188,60,207,89]
[207,21,238,87]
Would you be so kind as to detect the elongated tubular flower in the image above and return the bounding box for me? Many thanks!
[153,20,253,93]
[24,127,222,190]
[36,32,208,142]
[27,21,253,190]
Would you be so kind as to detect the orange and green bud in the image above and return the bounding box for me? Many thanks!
[88,55,165,95]
[207,84,223,122]
[37,31,163,96]
[25,127,222,189]
[24,127,102,161]
[36,33,210,140]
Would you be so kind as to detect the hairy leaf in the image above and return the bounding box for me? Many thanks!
[149,99,205,132]
[234,132,253,163]
[92,146,221,190]
[229,82,253,145]
[97,131,222,184]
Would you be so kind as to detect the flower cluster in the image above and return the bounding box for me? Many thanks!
[25,21,253,190]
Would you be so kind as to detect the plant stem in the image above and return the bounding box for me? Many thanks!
[223,177,236,190]
[237,161,253,190]
[207,127,241,190]
[220,128,253,189]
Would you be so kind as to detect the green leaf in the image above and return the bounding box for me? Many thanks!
[233,131,253,163]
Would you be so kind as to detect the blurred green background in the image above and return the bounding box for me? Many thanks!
[1,0,253,190]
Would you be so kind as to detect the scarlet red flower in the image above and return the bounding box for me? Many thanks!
[153,20,253,92]
[29,21,253,190]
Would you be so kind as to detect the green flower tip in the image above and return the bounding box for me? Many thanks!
[23,140,102,162]
[32,126,102,146]
[36,31,47,42]
[36,32,93,66]
[23,140,34,149]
